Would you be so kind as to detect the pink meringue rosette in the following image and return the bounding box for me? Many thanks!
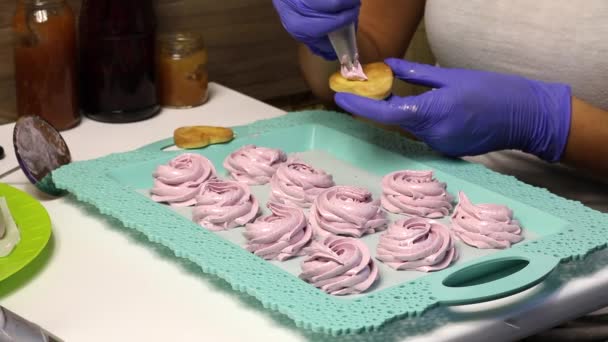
[381,170,453,218]
[300,236,378,296]
[223,145,287,185]
[192,178,259,231]
[244,202,312,261]
[151,153,216,207]
[376,217,457,272]
[310,186,388,238]
[341,61,368,81]
[269,159,335,208]
[451,192,524,249]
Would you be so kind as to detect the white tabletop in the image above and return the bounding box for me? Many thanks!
[2,83,608,342]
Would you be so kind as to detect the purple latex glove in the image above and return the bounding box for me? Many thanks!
[335,58,572,162]
[272,0,360,60]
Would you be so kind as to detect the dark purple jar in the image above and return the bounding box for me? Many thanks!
[79,0,160,123]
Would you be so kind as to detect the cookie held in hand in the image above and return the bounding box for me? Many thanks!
[329,62,394,100]
[174,126,234,149]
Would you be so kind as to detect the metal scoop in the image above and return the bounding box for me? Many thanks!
[1,305,63,341]
[11,115,71,196]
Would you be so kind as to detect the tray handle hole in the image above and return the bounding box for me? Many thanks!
[442,258,529,288]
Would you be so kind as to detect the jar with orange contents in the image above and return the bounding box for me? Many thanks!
[157,32,209,109]
[13,0,80,131]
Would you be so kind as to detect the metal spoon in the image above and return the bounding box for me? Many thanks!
[11,115,71,196]
[1,305,63,341]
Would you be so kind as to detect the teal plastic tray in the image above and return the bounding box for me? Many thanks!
[51,111,608,335]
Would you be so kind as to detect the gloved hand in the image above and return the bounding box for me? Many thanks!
[272,0,360,60]
[335,58,572,162]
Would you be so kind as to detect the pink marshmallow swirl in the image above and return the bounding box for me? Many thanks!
[300,236,378,296]
[151,153,216,207]
[310,186,388,238]
[381,170,453,218]
[376,217,457,272]
[341,61,368,81]
[244,202,312,261]
[223,145,287,185]
[192,178,259,231]
[269,159,335,208]
[451,192,524,249]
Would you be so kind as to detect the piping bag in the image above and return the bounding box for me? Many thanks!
[328,23,367,81]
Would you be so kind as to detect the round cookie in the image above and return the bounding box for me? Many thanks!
[329,62,394,100]
[173,125,234,149]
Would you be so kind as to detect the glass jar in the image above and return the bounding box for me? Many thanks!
[79,0,159,123]
[157,32,209,108]
[13,0,80,131]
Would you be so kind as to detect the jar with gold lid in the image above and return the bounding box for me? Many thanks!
[157,32,209,108]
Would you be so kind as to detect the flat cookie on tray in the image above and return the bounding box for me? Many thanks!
[174,125,234,149]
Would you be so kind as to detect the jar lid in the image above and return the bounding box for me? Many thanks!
[22,0,65,9]
[158,32,205,56]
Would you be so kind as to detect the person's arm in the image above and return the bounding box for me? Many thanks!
[563,97,608,175]
[298,0,426,103]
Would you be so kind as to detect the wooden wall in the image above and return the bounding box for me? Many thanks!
[0,0,435,123]
[0,0,17,121]
[0,0,307,122]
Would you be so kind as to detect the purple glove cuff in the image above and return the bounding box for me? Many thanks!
[524,83,572,163]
